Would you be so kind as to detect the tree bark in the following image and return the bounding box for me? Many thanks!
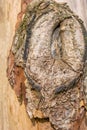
[0,0,87,130]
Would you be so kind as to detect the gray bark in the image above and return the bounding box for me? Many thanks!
[0,0,87,130]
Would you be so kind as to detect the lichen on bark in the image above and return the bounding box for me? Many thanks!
[7,0,87,130]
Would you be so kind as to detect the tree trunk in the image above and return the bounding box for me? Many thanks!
[0,0,87,130]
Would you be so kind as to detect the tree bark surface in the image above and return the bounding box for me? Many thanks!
[0,0,87,130]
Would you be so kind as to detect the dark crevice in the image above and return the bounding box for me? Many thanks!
[23,13,36,62]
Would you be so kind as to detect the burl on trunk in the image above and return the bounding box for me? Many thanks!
[7,0,87,130]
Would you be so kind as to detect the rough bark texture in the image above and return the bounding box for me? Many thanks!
[0,0,87,130]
